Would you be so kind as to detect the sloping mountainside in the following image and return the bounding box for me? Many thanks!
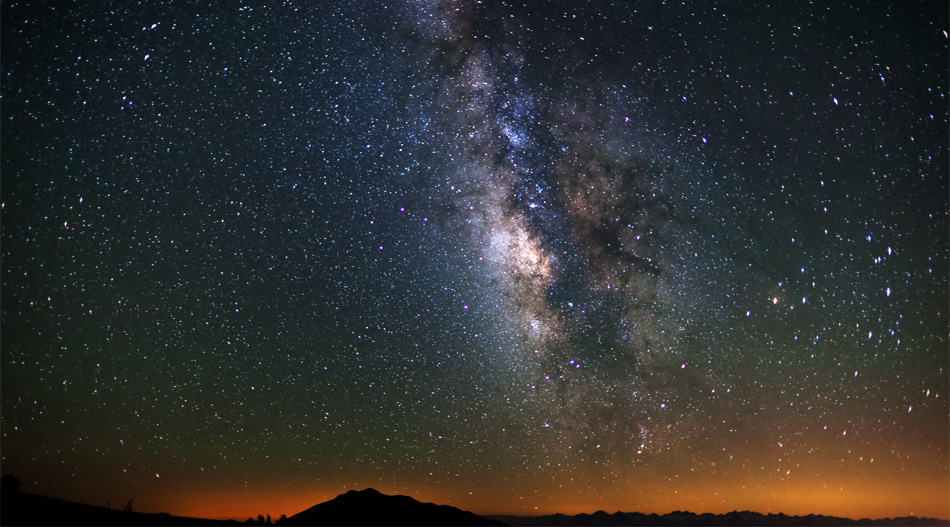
[486,510,950,526]
[0,490,238,526]
[282,488,504,526]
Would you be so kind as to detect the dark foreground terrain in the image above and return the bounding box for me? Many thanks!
[487,510,950,526]
[2,486,947,526]
[0,487,502,526]
[0,490,238,526]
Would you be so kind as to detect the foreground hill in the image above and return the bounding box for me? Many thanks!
[486,510,949,526]
[0,490,238,526]
[282,488,504,526]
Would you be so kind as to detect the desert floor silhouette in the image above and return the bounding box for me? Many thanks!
[2,483,947,526]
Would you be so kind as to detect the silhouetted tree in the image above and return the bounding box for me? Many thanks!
[266,513,272,525]
[0,474,21,494]
[275,513,287,525]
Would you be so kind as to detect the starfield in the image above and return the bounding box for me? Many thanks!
[1,0,947,522]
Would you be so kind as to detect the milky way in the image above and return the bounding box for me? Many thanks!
[406,0,772,466]
[1,0,947,520]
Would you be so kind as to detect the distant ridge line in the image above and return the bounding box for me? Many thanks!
[485,510,950,527]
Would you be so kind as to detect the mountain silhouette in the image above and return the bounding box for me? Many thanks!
[281,488,504,526]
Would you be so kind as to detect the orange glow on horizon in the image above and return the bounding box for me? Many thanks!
[123,471,949,522]
[166,486,345,521]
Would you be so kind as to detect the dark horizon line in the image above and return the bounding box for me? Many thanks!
[4,486,948,525]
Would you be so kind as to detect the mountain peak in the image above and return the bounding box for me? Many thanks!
[284,488,502,526]
[348,488,383,496]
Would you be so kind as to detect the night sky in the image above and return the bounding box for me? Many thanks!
[1,0,948,521]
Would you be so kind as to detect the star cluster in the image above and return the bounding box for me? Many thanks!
[1,0,947,521]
